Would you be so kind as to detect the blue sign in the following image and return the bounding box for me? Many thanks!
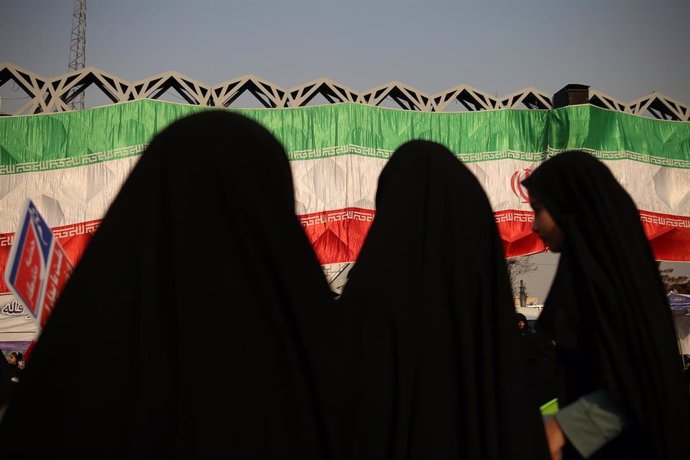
[26,200,53,266]
[667,292,690,310]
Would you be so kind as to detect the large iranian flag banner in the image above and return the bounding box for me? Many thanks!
[0,100,688,293]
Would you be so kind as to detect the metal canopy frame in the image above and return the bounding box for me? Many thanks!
[0,62,687,120]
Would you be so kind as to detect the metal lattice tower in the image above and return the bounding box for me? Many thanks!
[67,0,87,110]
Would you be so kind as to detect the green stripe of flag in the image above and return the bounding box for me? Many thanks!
[0,100,688,173]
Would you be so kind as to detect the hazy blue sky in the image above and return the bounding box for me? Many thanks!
[2,0,689,299]
[3,0,689,100]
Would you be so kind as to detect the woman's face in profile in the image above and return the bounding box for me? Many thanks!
[529,199,565,252]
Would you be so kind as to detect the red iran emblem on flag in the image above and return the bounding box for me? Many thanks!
[510,168,531,203]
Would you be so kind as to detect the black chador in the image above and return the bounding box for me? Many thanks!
[339,141,549,459]
[0,111,347,459]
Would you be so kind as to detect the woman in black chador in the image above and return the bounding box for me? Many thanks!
[339,141,548,459]
[522,151,690,460]
[0,111,346,458]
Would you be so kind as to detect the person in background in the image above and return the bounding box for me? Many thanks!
[516,312,533,335]
[0,352,20,409]
[13,353,24,372]
[5,352,22,381]
[523,151,690,460]
[516,313,558,410]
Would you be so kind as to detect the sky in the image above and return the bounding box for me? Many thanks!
[1,0,689,299]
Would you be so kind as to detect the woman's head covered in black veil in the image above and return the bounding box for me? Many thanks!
[522,150,690,459]
[0,110,344,458]
[340,140,548,459]
[523,150,646,257]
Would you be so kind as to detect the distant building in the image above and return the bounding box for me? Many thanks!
[514,296,540,307]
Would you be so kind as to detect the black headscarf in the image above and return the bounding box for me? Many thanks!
[522,150,690,459]
[0,111,346,458]
[339,141,548,459]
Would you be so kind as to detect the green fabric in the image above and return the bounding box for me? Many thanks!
[549,105,690,167]
[0,100,688,176]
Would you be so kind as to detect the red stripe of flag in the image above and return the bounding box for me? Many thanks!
[0,209,688,293]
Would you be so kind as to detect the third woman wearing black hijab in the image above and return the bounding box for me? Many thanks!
[523,151,690,460]
[339,141,548,459]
